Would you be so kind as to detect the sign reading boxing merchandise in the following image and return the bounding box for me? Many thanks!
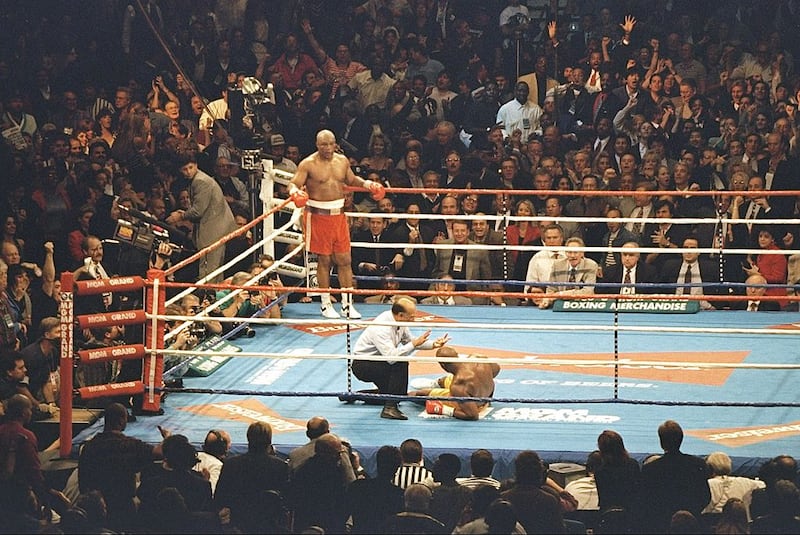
[552,299,700,313]
[184,335,241,377]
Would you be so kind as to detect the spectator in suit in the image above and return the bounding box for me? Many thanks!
[137,434,212,525]
[289,433,351,533]
[165,152,237,282]
[288,416,355,483]
[733,273,781,311]
[731,175,789,248]
[608,68,647,120]
[756,132,799,219]
[624,182,656,242]
[353,212,398,293]
[421,275,472,305]
[431,220,493,304]
[660,236,719,309]
[384,483,446,533]
[214,422,289,533]
[540,236,598,309]
[643,200,689,275]
[469,214,506,294]
[501,450,565,534]
[601,241,659,295]
[639,420,711,533]
[388,202,435,290]
[598,208,639,274]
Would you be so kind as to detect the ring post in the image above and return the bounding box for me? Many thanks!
[143,269,166,412]
[59,272,75,458]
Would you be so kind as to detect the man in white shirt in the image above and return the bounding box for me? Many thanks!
[524,224,566,305]
[194,428,231,495]
[352,297,450,420]
[496,81,542,142]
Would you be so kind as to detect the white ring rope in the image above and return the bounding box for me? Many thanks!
[354,210,800,227]
[165,208,303,307]
[147,348,800,370]
[348,240,797,257]
[163,240,304,343]
[154,313,800,336]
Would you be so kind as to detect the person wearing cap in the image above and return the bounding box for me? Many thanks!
[269,133,298,173]
[290,130,385,319]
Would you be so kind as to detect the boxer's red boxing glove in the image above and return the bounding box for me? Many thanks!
[426,400,454,416]
[290,188,308,207]
[366,180,386,201]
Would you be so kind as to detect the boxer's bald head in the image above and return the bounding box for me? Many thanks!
[436,346,458,359]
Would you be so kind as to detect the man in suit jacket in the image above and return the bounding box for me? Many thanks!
[432,220,492,304]
[639,420,711,533]
[756,132,800,219]
[659,236,720,308]
[388,203,436,290]
[517,54,558,108]
[599,208,639,272]
[468,215,505,280]
[287,417,355,482]
[643,199,690,276]
[600,241,659,295]
[352,214,397,292]
[420,275,473,305]
[731,273,781,311]
[607,68,647,120]
[732,174,792,247]
[166,153,237,282]
[540,236,598,309]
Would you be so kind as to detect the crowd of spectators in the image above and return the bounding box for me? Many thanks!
[1,0,800,530]
[3,410,800,533]
[0,0,798,317]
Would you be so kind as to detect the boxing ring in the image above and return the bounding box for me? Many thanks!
[58,163,800,480]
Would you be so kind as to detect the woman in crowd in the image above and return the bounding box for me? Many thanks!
[506,199,540,283]
[594,430,641,513]
[360,133,394,174]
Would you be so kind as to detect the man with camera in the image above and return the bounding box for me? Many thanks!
[162,303,202,388]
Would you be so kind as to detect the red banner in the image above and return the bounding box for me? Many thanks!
[77,344,147,363]
[76,309,147,329]
[75,276,144,295]
[76,380,144,400]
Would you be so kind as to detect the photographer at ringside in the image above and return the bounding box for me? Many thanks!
[161,303,201,389]
[248,254,287,320]
[217,271,262,339]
